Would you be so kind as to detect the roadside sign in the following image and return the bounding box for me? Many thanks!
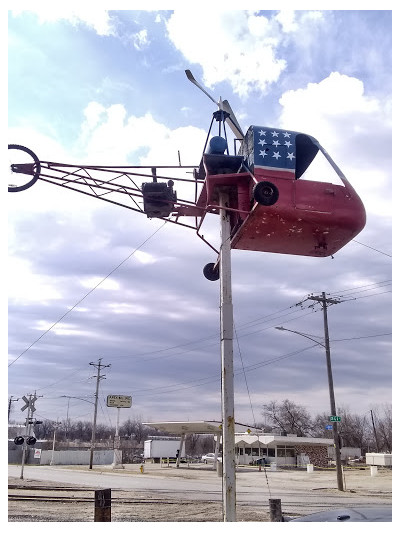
[329,416,341,422]
[34,449,42,458]
[325,424,333,430]
[107,395,132,408]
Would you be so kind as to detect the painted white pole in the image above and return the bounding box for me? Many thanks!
[50,425,57,466]
[112,407,123,469]
[219,190,236,522]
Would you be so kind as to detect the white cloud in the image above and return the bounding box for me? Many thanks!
[166,10,287,98]
[7,257,63,304]
[133,29,149,50]
[277,72,392,216]
[166,10,326,99]
[80,277,120,291]
[11,8,116,36]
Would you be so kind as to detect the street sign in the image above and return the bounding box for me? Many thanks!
[325,424,333,430]
[107,395,132,408]
[329,416,341,422]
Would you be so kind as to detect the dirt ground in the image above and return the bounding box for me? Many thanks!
[8,476,269,522]
[8,465,392,522]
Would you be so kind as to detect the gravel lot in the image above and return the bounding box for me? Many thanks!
[8,464,392,522]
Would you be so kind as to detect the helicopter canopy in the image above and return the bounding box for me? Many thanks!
[239,126,319,180]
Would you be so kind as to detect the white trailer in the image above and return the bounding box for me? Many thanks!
[144,437,186,461]
[365,453,392,466]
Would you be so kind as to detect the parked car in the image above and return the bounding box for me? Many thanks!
[288,506,391,522]
[201,453,221,464]
[253,457,268,465]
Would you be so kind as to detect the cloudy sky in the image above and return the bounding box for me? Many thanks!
[8,8,392,431]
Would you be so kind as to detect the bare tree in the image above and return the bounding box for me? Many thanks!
[261,399,314,436]
[370,404,392,452]
[185,433,201,455]
[120,416,152,443]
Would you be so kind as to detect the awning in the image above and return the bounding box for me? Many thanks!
[143,420,258,435]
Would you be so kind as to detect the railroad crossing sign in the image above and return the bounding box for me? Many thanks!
[329,416,341,422]
[21,395,36,413]
[107,395,132,408]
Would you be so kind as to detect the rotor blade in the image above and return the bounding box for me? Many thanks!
[185,70,244,140]
[221,99,245,140]
[185,70,219,106]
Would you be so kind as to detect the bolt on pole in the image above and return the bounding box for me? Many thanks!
[219,190,236,522]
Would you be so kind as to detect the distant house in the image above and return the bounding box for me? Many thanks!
[234,433,333,467]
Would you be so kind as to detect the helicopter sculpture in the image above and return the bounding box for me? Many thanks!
[8,70,366,279]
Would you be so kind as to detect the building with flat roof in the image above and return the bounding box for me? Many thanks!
[143,421,333,468]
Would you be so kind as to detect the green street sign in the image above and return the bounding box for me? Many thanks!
[329,416,341,422]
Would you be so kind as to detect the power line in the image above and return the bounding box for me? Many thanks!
[329,280,391,296]
[339,290,391,302]
[352,240,392,258]
[8,222,166,367]
[10,274,391,396]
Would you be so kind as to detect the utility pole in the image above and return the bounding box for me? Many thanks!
[370,409,380,452]
[219,190,236,522]
[8,396,20,422]
[89,359,111,469]
[306,292,344,491]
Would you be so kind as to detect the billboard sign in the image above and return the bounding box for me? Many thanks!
[107,395,132,408]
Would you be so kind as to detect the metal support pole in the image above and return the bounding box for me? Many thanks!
[176,433,185,468]
[112,407,123,469]
[219,190,236,522]
[50,422,58,466]
[213,432,221,470]
[20,407,30,480]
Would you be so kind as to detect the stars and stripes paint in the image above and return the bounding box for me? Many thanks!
[246,126,298,174]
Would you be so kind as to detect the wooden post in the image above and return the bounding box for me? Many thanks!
[269,498,283,522]
[94,488,111,522]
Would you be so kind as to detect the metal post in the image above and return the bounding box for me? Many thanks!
[112,407,123,469]
[50,422,57,466]
[176,433,185,468]
[213,432,221,470]
[276,314,344,491]
[20,393,35,479]
[219,190,236,522]
[20,407,30,480]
